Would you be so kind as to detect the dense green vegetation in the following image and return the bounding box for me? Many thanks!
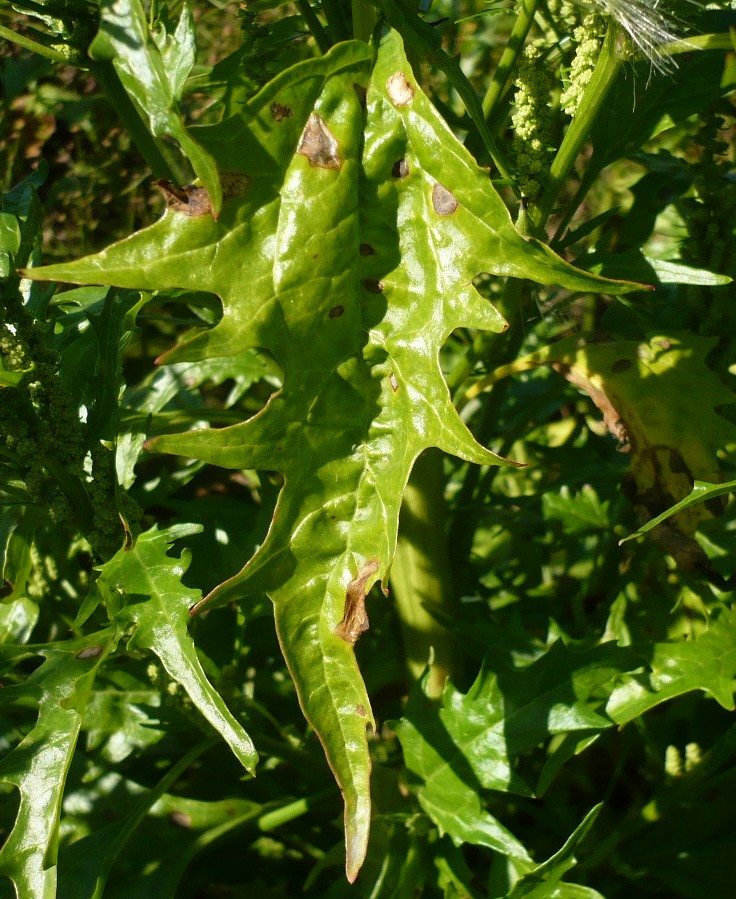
[1,1,736,896]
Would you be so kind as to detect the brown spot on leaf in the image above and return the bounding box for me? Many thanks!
[387,72,414,106]
[270,101,292,121]
[297,114,341,169]
[364,278,383,293]
[335,559,380,644]
[553,362,630,450]
[392,159,409,178]
[356,704,367,717]
[432,183,459,216]
[359,243,375,256]
[169,811,192,829]
[156,181,213,217]
[329,305,344,318]
[389,372,399,392]
[221,171,250,200]
[76,645,103,660]
[611,358,631,373]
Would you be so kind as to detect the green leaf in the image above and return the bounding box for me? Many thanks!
[393,643,633,856]
[96,526,258,774]
[57,740,228,899]
[505,805,603,899]
[542,485,610,535]
[0,631,116,898]
[26,31,639,880]
[89,0,221,213]
[608,607,736,722]
[582,248,733,287]
[620,478,736,543]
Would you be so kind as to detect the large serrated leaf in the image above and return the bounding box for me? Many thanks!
[26,31,638,879]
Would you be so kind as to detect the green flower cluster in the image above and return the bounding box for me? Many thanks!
[511,43,555,201]
[1,294,131,560]
[560,13,607,116]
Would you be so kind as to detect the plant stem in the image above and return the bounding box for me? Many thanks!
[351,0,377,43]
[295,0,331,53]
[0,23,70,62]
[391,449,463,697]
[91,60,184,184]
[321,0,351,43]
[257,789,334,831]
[527,25,622,236]
[482,0,538,125]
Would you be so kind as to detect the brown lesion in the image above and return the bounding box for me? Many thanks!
[156,181,213,217]
[335,559,380,645]
[432,183,459,216]
[270,101,293,121]
[297,113,341,169]
[156,171,249,217]
[386,72,414,106]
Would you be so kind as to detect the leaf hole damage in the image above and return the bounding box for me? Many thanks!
[432,183,459,216]
[359,243,375,257]
[297,114,341,169]
[335,559,380,645]
[270,101,292,121]
[329,305,344,318]
[363,278,384,294]
[389,372,399,392]
[386,72,414,106]
[76,645,103,660]
[392,159,410,178]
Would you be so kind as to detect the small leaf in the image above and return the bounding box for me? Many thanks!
[506,805,603,899]
[0,631,116,898]
[96,526,258,773]
[608,607,736,722]
[89,0,221,213]
[393,643,632,856]
[620,478,736,543]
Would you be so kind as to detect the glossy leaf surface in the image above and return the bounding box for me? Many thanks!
[0,631,116,898]
[27,31,637,879]
[96,526,257,773]
[392,643,632,857]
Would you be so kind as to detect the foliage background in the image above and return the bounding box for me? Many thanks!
[1,1,736,897]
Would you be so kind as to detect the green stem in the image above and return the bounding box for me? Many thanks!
[90,61,183,184]
[482,0,538,125]
[321,0,351,43]
[295,0,331,53]
[390,449,463,696]
[351,0,376,43]
[527,25,622,236]
[257,789,334,831]
[0,23,69,62]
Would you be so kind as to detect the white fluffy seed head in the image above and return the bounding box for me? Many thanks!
[586,0,699,72]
